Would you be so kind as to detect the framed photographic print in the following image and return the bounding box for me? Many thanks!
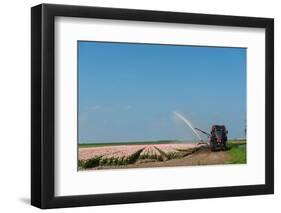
[31,3,274,209]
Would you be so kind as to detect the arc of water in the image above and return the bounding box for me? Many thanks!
[173,111,202,141]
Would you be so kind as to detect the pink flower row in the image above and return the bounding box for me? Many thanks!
[154,143,198,154]
[140,145,162,157]
[79,145,145,161]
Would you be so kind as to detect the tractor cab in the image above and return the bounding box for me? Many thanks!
[195,125,228,151]
[210,125,228,151]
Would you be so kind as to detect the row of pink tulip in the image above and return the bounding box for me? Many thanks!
[154,144,200,159]
[79,145,145,161]
[139,145,163,160]
[78,143,203,168]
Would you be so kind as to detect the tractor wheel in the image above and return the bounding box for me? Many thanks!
[210,143,215,152]
[223,142,227,151]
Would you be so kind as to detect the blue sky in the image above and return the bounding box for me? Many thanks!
[78,41,246,143]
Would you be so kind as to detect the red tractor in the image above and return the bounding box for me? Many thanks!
[195,125,228,151]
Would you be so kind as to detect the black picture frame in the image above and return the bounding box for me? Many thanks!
[31,3,274,209]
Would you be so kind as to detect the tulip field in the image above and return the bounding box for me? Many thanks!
[78,143,205,169]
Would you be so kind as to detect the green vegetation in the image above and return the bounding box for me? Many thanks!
[79,157,101,169]
[139,152,164,161]
[226,140,246,164]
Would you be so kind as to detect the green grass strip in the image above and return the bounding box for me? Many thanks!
[226,143,246,164]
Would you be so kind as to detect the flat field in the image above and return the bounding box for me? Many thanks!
[78,140,246,170]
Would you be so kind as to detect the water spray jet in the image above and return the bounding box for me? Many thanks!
[173,111,203,142]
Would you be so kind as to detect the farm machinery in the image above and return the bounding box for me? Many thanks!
[195,125,228,151]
